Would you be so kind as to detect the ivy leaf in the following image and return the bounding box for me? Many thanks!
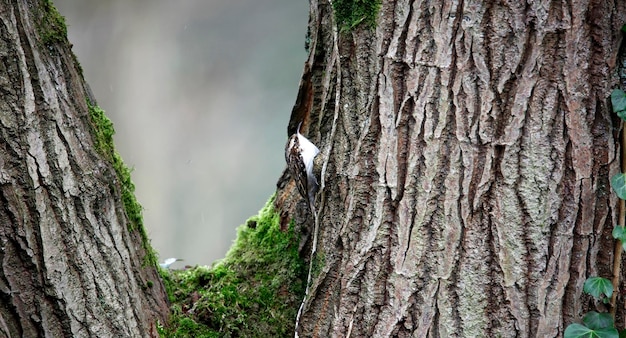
[613,226,626,240]
[614,226,626,252]
[583,311,614,330]
[565,323,618,338]
[595,328,620,338]
[584,277,614,300]
[611,89,626,118]
[611,174,626,200]
[595,328,621,338]
[565,324,590,338]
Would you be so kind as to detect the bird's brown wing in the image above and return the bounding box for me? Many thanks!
[285,134,309,200]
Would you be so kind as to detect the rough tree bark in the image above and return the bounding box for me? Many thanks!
[276,0,626,337]
[0,1,168,337]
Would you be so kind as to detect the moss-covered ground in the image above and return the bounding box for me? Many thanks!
[158,195,306,337]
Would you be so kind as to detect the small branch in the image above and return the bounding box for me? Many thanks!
[611,125,626,318]
[611,200,624,317]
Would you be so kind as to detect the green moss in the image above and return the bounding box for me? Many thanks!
[159,195,306,337]
[34,1,84,76]
[87,102,157,267]
[332,0,381,31]
[310,251,326,280]
[37,0,68,46]
[87,104,114,156]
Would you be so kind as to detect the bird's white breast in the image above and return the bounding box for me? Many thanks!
[297,134,319,174]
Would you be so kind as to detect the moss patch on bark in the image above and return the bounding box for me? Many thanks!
[333,0,381,31]
[37,0,68,46]
[87,102,157,266]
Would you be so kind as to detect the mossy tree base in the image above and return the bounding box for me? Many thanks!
[159,195,305,337]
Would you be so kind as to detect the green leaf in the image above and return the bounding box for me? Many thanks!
[583,311,614,330]
[584,277,614,300]
[612,225,626,251]
[612,226,626,252]
[595,328,620,338]
[565,324,618,338]
[619,329,626,338]
[565,324,591,338]
[613,226,626,240]
[611,174,626,200]
[611,89,626,116]
[622,25,626,33]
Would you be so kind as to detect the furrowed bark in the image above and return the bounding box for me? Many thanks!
[277,1,626,337]
[0,1,168,336]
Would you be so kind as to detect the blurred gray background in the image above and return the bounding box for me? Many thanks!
[53,0,309,266]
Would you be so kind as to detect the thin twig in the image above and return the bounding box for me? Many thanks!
[611,125,626,318]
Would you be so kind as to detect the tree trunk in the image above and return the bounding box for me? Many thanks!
[0,1,168,337]
[277,0,626,336]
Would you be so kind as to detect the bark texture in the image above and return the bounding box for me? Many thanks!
[277,0,626,337]
[0,1,168,337]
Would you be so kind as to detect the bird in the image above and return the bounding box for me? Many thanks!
[159,257,183,269]
[286,123,322,336]
[285,122,320,212]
